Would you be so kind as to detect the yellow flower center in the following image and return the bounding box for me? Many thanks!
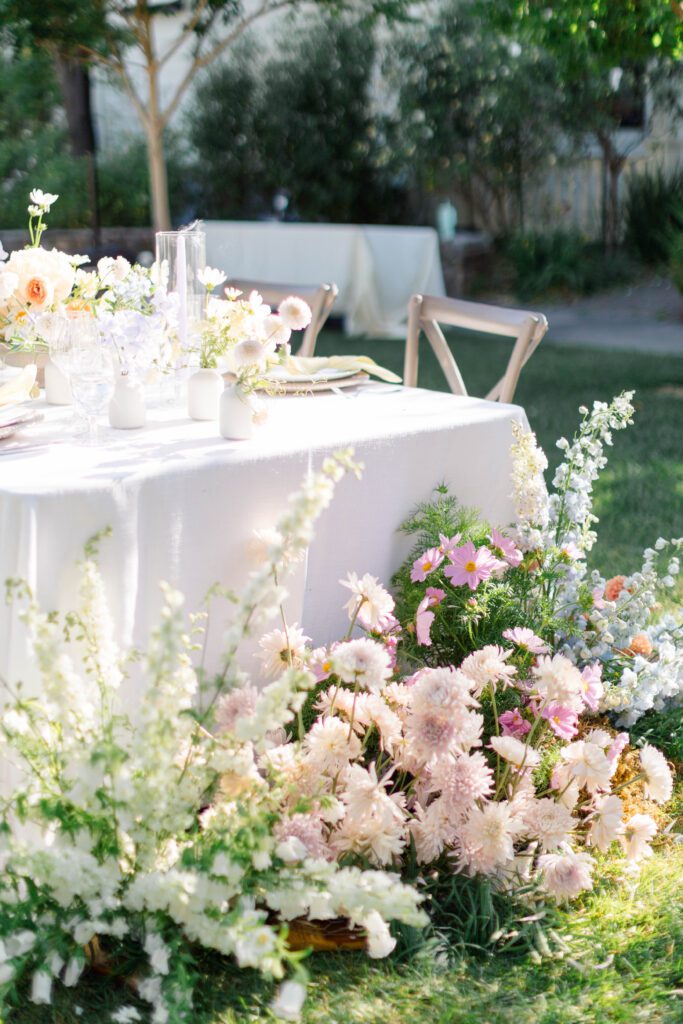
[464,560,477,573]
[422,560,433,572]
[323,661,332,673]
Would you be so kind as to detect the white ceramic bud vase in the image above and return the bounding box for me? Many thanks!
[187,368,223,421]
[44,358,72,405]
[219,383,263,440]
[109,373,146,429]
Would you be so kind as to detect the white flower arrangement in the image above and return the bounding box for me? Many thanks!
[0,452,425,1021]
[507,393,682,722]
[195,273,312,390]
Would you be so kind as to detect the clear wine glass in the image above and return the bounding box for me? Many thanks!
[66,326,114,446]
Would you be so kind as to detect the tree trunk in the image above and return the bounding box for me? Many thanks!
[54,56,101,245]
[145,117,171,231]
[598,134,626,251]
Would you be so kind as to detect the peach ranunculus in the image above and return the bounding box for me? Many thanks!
[604,575,627,602]
[625,634,653,658]
[25,276,52,308]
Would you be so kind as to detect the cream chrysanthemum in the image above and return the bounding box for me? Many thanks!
[460,645,516,696]
[538,847,595,901]
[331,638,392,693]
[523,797,575,851]
[304,716,362,774]
[258,624,310,678]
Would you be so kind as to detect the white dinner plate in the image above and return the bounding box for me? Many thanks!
[263,366,359,384]
[0,407,43,441]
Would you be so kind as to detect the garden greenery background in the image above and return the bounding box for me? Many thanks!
[2,1,683,296]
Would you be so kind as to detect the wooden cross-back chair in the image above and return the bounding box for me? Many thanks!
[226,279,338,358]
[404,293,549,404]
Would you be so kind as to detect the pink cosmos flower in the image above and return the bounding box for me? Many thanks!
[607,731,629,764]
[490,528,523,568]
[592,587,605,609]
[542,703,579,740]
[444,541,501,591]
[410,547,444,583]
[580,663,604,711]
[499,707,532,738]
[561,542,582,561]
[502,627,550,654]
[415,587,446,647]
[438,532,462,558]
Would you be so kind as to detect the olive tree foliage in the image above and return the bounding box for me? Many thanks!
[491,0,683,247]
[188,16,405,222]
[0,0,409,230]
[383,1,566,232]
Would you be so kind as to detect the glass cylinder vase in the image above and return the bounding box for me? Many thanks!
[155,224,207,358]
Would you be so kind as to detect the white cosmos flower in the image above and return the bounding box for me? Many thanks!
[340,572,395,631]
[29,189,59,212]
[639,744,673,804]
[198,266,227,290]
[559,740,613,793]
[0,240,7,261]
[278,296,312,331]
[586,794,623,852]
[490,735,540,769]
[262,313,292,347]
[620,814,657,862]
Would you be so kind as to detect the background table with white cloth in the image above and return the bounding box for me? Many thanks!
[204,221,446,337]
[0,386,526,691]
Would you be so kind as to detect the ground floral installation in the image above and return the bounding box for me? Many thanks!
[237,391,679,947]
[0,452,426,1022]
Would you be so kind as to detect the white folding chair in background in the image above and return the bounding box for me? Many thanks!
[226,279,339,358]
[403,293,549,404]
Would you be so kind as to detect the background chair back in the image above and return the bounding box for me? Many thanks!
[226,279,338,357]
[404,293,548,404]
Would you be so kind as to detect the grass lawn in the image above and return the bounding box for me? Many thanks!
[9,334,683,1024]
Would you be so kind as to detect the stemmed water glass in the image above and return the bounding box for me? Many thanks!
[49,313,114,445]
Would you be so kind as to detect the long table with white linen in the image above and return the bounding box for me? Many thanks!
[204,221,446,337]
[0,386,527,690]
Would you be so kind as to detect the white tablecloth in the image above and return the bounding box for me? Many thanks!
[204,221,446,337]
[0,386,526,690]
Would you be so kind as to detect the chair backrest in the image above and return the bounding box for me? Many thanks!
[404,293,548,404]
[226,279,338,357]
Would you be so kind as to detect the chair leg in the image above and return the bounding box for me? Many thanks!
[404,295,422,386]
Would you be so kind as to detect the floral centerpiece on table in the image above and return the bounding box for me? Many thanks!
[0,191,83,352]
[0,191,179,382]
[0,453,426,1022]
[195,268,312,385]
